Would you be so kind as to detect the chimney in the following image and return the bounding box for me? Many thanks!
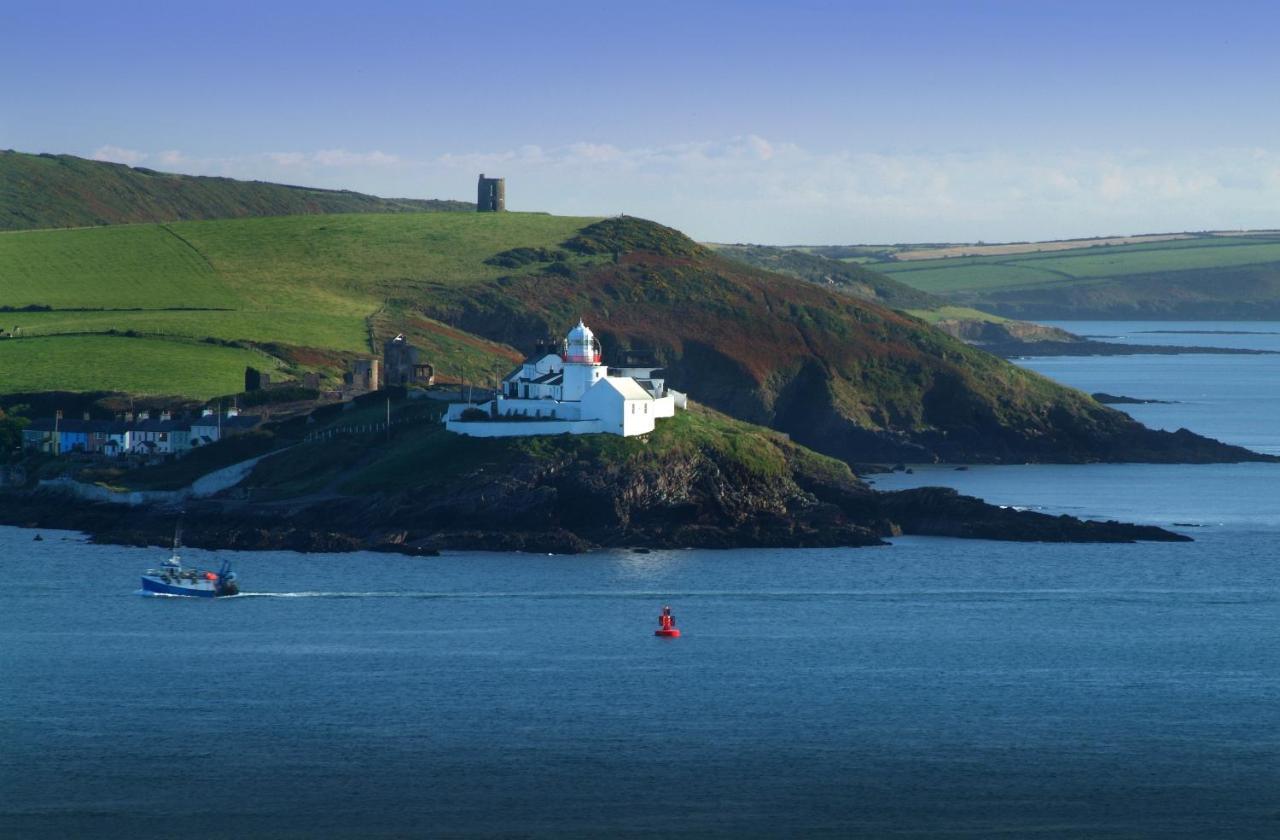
[124,411,134,422]
[202,408,214,417]
[160,410,171,421]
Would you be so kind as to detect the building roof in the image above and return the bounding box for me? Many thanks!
[24,418,117,434]
[134,419,180,432]
[598,376,653,401]
[609,366,663,378]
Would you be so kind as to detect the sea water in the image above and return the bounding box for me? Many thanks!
[2,322,1279,838]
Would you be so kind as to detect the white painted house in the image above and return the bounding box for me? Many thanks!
[445,320,685,438]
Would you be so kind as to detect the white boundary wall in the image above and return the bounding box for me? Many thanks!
[445,418,604,437]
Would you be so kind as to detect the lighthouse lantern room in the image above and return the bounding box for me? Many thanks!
[563,319,601,364]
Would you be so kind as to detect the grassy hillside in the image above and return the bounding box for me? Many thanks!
[0,335,278,397]
[708,244,1081,348]
[241,401,849,500]
[873,232,1280,318]
[410,217,1263,463]
[0,212,596,396]
[0,150,472,231]
[0,210,1264,463]
[709,243,940,309]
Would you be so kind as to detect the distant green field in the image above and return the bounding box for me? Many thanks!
[883,263,1079,293]
[0,212,600,395]
[0,224,236,308]
[879,235,1280,293]
[7,309,368,351]
[0,335,278,397]
[904,305,1009,324]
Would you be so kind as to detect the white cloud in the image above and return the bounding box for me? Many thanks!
[84,139,1280,243]
[311,149,399,167]
[429,139,1280,242]
[265,149,399,167]
[266,151,308,167]
[91,145,147,165]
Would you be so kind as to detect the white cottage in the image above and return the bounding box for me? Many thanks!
[445,320,684,438]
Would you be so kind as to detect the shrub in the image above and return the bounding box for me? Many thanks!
[484,246,570,268]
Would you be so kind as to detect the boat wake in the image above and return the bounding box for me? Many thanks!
[203,588,1278,603]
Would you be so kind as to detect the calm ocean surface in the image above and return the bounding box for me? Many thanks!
[3,321,1279,838]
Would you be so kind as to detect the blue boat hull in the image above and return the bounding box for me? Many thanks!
[140,576,222,598]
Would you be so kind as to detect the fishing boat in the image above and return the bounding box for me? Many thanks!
[139,525,239,598]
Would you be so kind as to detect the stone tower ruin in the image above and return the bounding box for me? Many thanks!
[477,173,505,212]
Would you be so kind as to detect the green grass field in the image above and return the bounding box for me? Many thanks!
[6,309,368,350]
[0,212,600,395]
[903,305,1010,324]
[0,224,235,308]
[879,234,1280,293]
[0,335,279,397]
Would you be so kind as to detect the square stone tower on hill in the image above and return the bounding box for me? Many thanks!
[477,173,505,212]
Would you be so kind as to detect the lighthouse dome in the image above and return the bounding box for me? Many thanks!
[563,319,601,364]
[566,319,594,344]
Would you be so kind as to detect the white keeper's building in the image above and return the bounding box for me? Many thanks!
[445,320,686,437]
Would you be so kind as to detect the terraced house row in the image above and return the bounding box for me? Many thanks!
[22,409,260,457]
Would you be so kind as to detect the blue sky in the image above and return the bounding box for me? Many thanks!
[4,0,1280,243]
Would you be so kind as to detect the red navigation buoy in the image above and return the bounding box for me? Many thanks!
[655,604,681,637]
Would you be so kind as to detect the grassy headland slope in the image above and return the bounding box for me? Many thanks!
[0,212,594,396]
[0,210,1264,463]
[0,150,471,231]
[416,217,1262,463]
[232,403,887,551]
[874,232,1280,319]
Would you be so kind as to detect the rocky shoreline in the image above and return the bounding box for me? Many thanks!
[984,339,1275,359]
[0,400,1205,556]
[0,482,1190,556]
[1091,392,1177,405]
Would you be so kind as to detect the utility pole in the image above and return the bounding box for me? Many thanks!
[53,409,62,456]
[386,394,391,441]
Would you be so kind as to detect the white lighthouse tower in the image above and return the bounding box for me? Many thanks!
[444,318,686,438]
[560,318,606,401]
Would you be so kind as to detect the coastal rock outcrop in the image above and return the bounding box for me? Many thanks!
[0,407,1191,553]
